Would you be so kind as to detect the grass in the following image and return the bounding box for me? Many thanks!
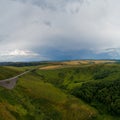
[36,63,120,89]
[35,63,120,120]
[0,66,22,80]
[0,70,98,120]
[0,65,38,80]
[0,61,119,120]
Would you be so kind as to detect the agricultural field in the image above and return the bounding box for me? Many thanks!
[0,60,119,120]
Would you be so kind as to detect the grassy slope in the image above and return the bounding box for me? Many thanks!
[0,65,38,80]
[37,66,93,89]
[36,63,120,120]
[36,63,120,89]
[0,63,120,120]
[0,66,23,80]
[0,71,97,120]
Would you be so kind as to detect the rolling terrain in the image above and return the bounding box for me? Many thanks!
[0,60,119,120]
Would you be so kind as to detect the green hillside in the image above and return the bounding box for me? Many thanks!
[36,63,120,89]
[36,63,120,119]
[0,72,97,120]
[0,66,23,80]
[0,61,120,120]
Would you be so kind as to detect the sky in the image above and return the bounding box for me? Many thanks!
[1,0,120,61]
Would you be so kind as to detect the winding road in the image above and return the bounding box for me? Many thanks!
[0,70,31,89]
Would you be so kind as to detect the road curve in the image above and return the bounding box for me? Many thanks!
[0,70,31,89]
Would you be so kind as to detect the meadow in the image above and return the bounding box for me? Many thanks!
[0,60,119,120]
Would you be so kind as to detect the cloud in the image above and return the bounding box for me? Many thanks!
[0,49,39,56]
[0,49,48,62]
[0,0,120,61]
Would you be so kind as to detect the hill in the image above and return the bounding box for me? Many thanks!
[0,66,23,80]
[0,71,97,120]
[0,60,119,120]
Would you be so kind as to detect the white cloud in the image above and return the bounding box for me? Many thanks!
[0,49,49,62]
[9,49,38,56]
[0,49,39,57]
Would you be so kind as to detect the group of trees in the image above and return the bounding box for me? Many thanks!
[0,62,49,67]
[71,79,120,115]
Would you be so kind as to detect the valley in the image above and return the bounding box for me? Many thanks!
[0,60,119,120]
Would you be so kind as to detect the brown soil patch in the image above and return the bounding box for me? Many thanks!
[40,65,63,70]
[63,60,115,65]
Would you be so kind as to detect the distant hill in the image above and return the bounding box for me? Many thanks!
[0,62,50,67]
[0,60,117,67]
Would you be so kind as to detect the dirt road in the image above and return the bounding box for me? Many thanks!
[0,70,31,89]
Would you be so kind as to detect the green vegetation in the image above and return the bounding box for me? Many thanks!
[71,80,120,115]
[0,66,22,80]
[0,61,120,120]
[0,72,97,120]
[0,61,50,67]
[36,63,120,119]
